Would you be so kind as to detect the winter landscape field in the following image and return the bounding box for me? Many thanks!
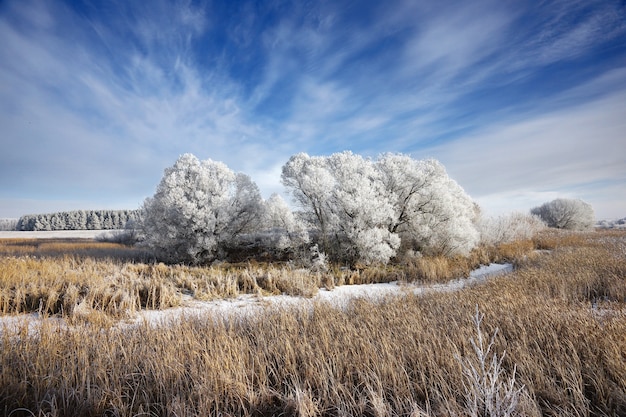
[2,0,626,415]
[1,227,625,417]
[1,151,625,417]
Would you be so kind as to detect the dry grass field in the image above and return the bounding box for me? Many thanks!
[0,236,531,322]
[0,230,625,416]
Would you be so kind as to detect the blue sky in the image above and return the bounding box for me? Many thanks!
[1,0,625,220]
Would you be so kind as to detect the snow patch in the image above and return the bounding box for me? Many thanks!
[0,230,120,239]
[1,263,515,332]
[130,263,515,327]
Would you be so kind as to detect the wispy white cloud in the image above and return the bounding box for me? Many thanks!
[426,84,626,219]
[0,0,278,202]
[0,0,624,220]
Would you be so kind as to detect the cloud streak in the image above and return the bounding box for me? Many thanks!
[427,84,626,215]
[0,0,625,219]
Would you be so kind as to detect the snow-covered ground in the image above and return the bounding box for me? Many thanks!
[0,263,514,333]
[0,230,117,239]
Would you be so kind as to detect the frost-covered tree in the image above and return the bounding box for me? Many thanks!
[281,153,335,250]
[377,154,479,256]
[263,193,310,251]
[86,211,102,230]
[0,218,18,231]
[34,215,51,231]
[141,153,263,264]
[282,152,400,264]
[325,152,400,264]
[530,198,594,230]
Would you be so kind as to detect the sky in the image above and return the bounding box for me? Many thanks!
[1,0,625,221]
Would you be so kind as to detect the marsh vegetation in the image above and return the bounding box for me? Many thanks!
[0,230,624,416]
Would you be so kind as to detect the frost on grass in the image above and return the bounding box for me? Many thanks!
[455,307,530,417]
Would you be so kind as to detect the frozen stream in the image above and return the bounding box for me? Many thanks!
[0,263,513,332]
[136,263,514,326]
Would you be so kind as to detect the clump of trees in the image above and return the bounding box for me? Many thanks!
[141,154,264,264]
[281,152,480,264]
[16,210,141,231]
[596,217,626,229]
[0,218,18,231]
[530,198,595,231]
[142,151,482,265]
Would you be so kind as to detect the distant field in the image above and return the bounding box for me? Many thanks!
[0,229,119,239]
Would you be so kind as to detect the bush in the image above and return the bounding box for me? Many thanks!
[478,212,545,246]
[530,198,594,230]
[455,308,529,417]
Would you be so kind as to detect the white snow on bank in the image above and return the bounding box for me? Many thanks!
[132,263,515,327]
[470,262,514,278]
[0,230,119,239]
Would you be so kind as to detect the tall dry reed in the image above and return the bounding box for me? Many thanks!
[0,235,540,323]
[1,230,624,416]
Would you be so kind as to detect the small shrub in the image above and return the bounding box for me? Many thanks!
[455,307,529,417]
[478,213,545,246]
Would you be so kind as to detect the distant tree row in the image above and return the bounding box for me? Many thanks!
[16,210,141,231]
[0,218,19,231]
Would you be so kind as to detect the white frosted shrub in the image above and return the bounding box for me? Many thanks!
[141,154,263,264]
[308,244,328,272]
[530,198,594,231]
[455,308,528,417]
[478,212,546,246]
[355,227,401,265]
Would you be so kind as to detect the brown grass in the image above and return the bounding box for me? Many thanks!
[0,235,539,322]
[0,256,182,319]
[0,238,152,261]
[0,230,624,416]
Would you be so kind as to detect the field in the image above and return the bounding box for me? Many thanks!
[0,230,625,416]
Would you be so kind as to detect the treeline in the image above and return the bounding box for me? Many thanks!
[596,217,626,229]
[16,210,141,231]
[0,218,19,231]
